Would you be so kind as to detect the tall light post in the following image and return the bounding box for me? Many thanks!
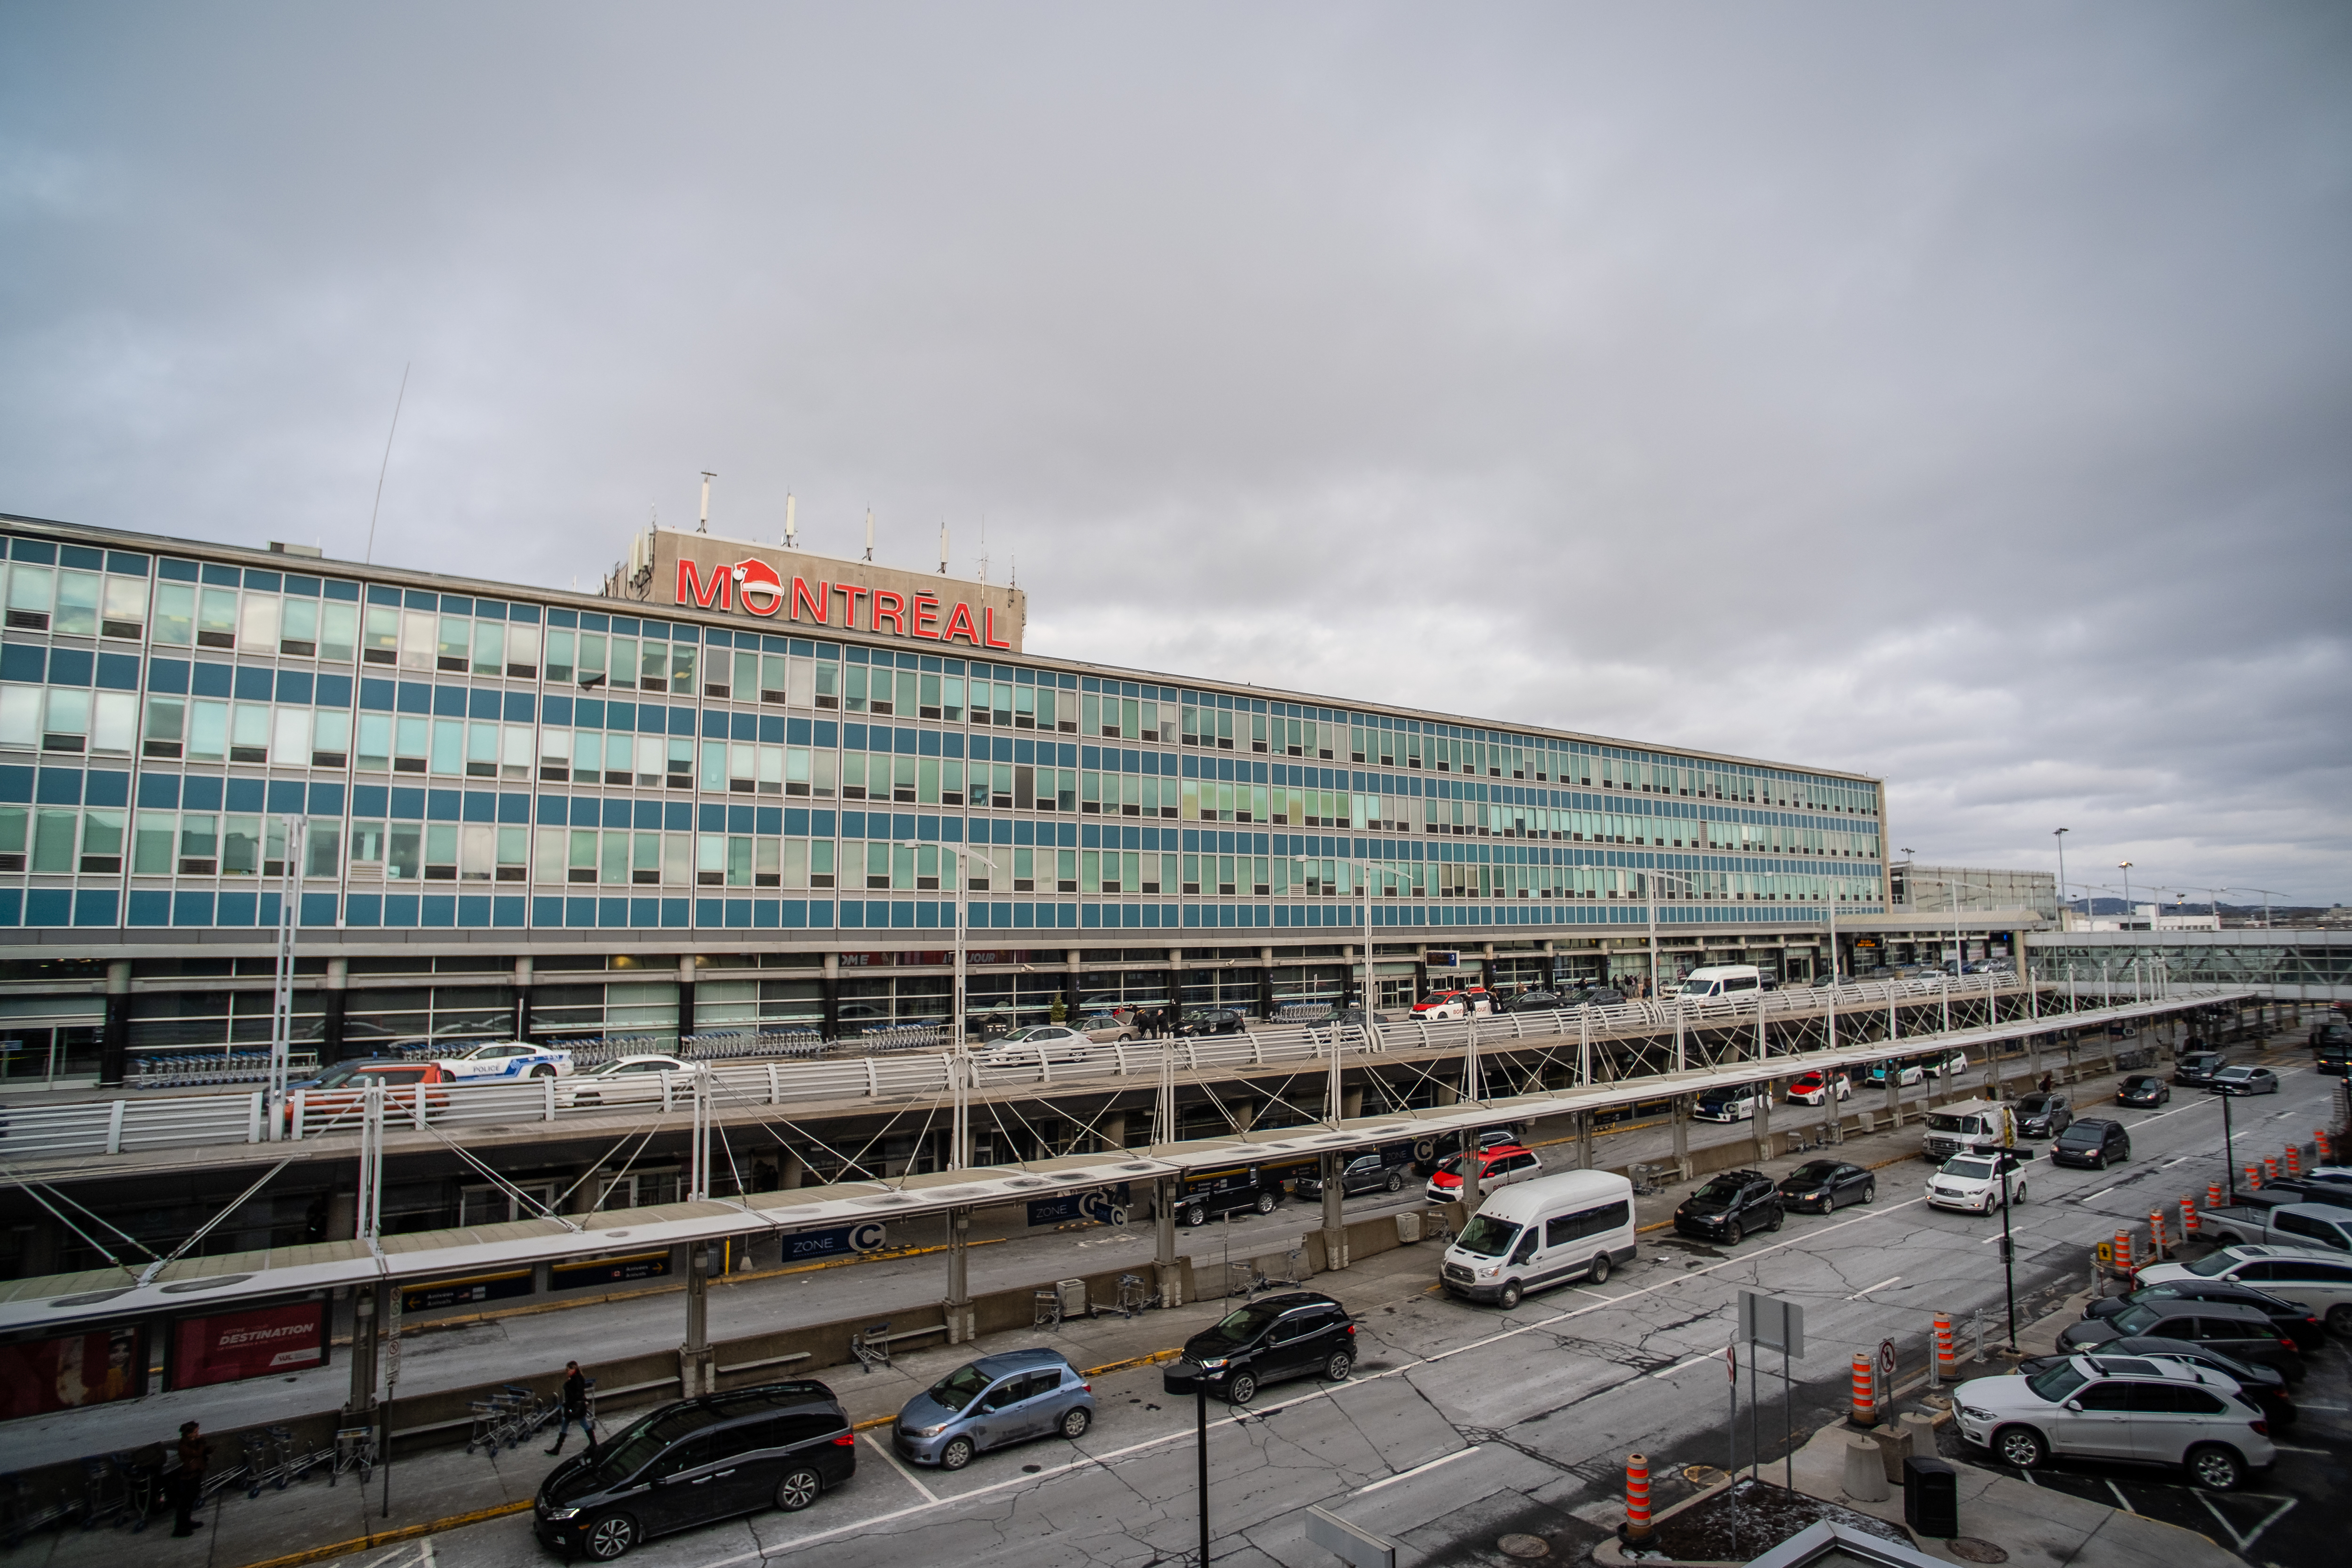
[897,836,996,1063]
[2052,828,2070,931]
[2117,861,2135,930]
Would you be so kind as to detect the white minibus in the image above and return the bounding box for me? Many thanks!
[1438,1169,1637,1309]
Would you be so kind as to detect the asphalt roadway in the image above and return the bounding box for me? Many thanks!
[243,1043,2343,1568]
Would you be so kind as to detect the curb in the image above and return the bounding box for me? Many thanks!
[233,1500,532,1568]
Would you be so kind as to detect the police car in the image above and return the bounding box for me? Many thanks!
[432,1041,576,1080]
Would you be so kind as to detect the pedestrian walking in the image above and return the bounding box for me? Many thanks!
[168,1421,207,1536]
[2038,1072,2054,1095]
[545,1361,594,1455]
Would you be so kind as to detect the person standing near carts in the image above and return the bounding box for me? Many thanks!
[168,1420,207,1536]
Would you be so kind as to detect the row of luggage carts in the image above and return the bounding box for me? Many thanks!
[0,1429,377,1549]
[124,1050,286,1090]
[465,1378,592,1460]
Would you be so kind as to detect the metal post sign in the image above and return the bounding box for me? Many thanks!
[1739,1291,1805,1358]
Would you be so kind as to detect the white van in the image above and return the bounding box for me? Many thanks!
[1669,964,1766,1001]
[1439,1169,1637,1309]
[1922,1099,2017,1162]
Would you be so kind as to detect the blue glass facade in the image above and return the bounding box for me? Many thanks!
[0,516,1885,1074]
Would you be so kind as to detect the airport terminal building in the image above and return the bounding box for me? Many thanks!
[0,513,1891,1084]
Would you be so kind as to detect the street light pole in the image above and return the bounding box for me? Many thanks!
[2053,828,2070,931]
[2118,860,2135,930]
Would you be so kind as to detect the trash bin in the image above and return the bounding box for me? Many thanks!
[1903,1456,1958,1539]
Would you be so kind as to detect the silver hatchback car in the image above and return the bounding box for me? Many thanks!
[891,1349,1095,1470]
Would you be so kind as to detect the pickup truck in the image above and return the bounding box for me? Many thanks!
[2196,1199,2352,1253]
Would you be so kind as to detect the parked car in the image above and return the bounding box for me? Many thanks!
[1425,1144,1543,1205]
[1926,1151,2030,1214]
[1775,1160,1875,1214]
[532,1381,855,1558]
[1165,1290,1356,1405]
[2012,1091,2072,1139]
[2209,1066,2280,1097]
[1174,1008,1248,1037]
[1440,1170,1637,1306]
[1952,1355,2273,1490]
[287,1059,456,1125]
[2083,1279,2325,1352]
[1294,1151,1410,1199]
[1673,1170,1784,1246]
[2134,1246,2352,1338]
[2050,1119,2132,1170]
[972,1024,1099,1067]
[1410,991,1473,1020]
[1785,1070,1851,1106]
[2019,1337,2295,1429]
[2115,1075,2170,1108]
[563,1054,691,1107]
[2200,1200,2352,1255]
[1074,1011,1141,1043]
[2318,1040,2352,1077]
[1693,1083,1766,1122]
[2309,1019,2352,1051]
[435,1041,575,1080]
[1502,989,1567,1014]
[2058,1299,2306,1382]
[1173,1166,1287,1226]
[2173,1050,2228,1087]
[1566,986,1627,1008]
[891,1349,1093,1470]
[1863,1058,1925,1088]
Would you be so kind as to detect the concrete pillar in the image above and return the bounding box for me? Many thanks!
[1576,1110,1593,1171]
[511,955,532,1043]
[1883,1063,1902,1127]
[1259,945,1276,1019]
[565,1165,607,1216]
[944,1208,976,1342]
[100,959,131,1085]
[324,956,350,1059]
[1098,1110,1128,1152]
[1063,948,1083,1020]
[1319,1152,1348,1272]
[820,951,840,1039]
[1671,1094,1691,1178]
[1753,1080,1773,1160]
[345,1282,382,1416]
[1341,1086,1365,1119]
[676,954,698,1043]
[326,1189,358,1241]
[679,1243,712,1396]
[1434,1083,1459,1107]
[780,1147,805,1189]
[1154,1178,1185,1306]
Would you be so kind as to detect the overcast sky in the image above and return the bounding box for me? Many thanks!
[3,3,2346,907]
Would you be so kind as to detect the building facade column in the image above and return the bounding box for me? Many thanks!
[1319,1151,1348,1271]
[1671,1094,1691,1179]
[944,1208,976,1343]
[511,955,532,1043]
[676,954,698,1043]
[100,958,131,1085]
[1752,1079,1774,1161]
[679,1242,712,1397]
[1154,1177,1185,1307]
[323,955,350,1060]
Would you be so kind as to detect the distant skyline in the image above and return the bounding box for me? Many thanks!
[2,3,2345,903]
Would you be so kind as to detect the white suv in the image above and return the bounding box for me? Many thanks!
[1955,1353,2274,1490]
[2137,1246,2352,1338]
[1926,1150,2030,1213]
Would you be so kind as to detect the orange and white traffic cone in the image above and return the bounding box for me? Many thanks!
[2180,1195,2197,1235]
[1851,1352,1874,1425]
[1624,1452,1653,1543]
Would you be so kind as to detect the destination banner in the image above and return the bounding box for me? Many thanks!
[170,1301,329,1390]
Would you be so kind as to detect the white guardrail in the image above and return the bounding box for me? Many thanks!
[0,976,2209,1162]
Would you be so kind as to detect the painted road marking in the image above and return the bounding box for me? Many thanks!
[1351,1445,1483,1496]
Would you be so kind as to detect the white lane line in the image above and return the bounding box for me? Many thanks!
[1351,1445,1482,1496]
[1978,1232,2005,1244]
[1649,1351,1725,1379]
[2105,1478,2135,1514]
[1846,1275,1903,1300]
[2076,1186,2120,1204]
[862,1431,938,1504]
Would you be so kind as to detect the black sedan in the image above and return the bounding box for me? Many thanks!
[2209,1066,2280,1097]
[2051,1118,2131,1170]
[1775,1160,1875,1214]
[1502,989,1567,1014]
[1175,1008,1248,1037]
[2115,1075,2170,1107]
[2085,1279,2325,1352]
[1294,1153,1408,1199]
[2173,1051,2228,1086]
[2020,1336,2295,1428]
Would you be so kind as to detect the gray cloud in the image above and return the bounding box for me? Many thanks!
[3,1,2346,903]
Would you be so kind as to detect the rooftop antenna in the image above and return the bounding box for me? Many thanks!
[783,492,798,549]
[362,361,410,566]
[938,520,950,574]
[864,508,874,562]
[1009,550,1017,589]
[977,515,989,585]
[698,472,715,533]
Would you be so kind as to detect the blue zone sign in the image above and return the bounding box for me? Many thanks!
[783,1221,888,1262]
[1026,1186,1131,1228]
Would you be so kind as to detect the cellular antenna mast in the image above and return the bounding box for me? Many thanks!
[864,509,874,562]
[698,472,715,533]
[977,516,989,586]
[363,361,411,566]
[783,492,798,549]
[938,520,949,575]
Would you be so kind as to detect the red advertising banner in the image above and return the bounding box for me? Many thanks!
[0,1325,145,1420]
[169,1301,329,1390]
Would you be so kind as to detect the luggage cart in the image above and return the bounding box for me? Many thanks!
[330,1426,377,1487]
[1,1472,85,1548]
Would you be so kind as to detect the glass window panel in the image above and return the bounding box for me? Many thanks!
[271,706,312,766]
[320,601,358,663]
[134,811,175,874]
[238,593,279,653]
[471,621,504,676]
[387,823,421,880]
[152,581,195,645]
[102,575,148,638]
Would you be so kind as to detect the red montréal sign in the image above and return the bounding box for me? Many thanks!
[676,559,1012,648]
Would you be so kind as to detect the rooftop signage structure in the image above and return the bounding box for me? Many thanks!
[611,526,1027,652]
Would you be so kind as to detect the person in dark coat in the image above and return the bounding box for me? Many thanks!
[169,1421,207,1536]
[545,1361,593,1454]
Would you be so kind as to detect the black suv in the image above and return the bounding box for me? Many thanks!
[2173,1050,2227,1087]
[2012,1091,2072,1139]
[1295,1151,1409,1199]
[2058,1300,2305,1382]
[2084,1280,2325,1352]
[535,1382,854,1559]
[1164,1291,1356,1405]
[1673,1170,1784,1246]
[1174,1166,1285,1225]
[2050,1119,2131,1170]
[1176,1007,1248,1037]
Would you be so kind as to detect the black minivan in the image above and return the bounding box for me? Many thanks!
[534,1382,856,1559]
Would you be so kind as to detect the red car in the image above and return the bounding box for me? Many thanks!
[1785,1069,1852,1106]
[1423,1143,1542,1203]
[288,1059,456,1129]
